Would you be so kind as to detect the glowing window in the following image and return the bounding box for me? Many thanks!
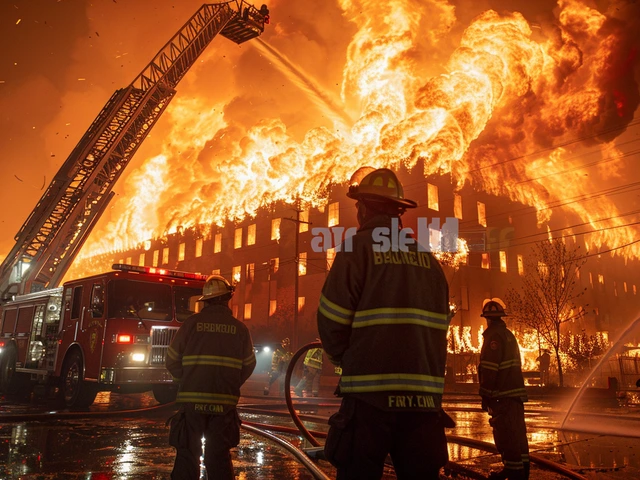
[598,274,604,285]
[327,202,340,227]
[143,240,151,251]
[214,233,222,253]
[327,248,336,270]
[162,248,169,265]
[232,265,241,284]
[271,218,281,241]
[299,210,309,233]
[126,256,132,265]
[195,238,203,258]
[614,281,618,297]
[139,253,145,267]
[624,282,628,293]
[270,257,279,274]
[499,251,507,273]
[244,304,252,321]
[269,300,277,316]
[454,193,462,220]
[575,267,580,279]
[589,272,593,288]
[246,263,255,283]
[211,269,220,275]
[477,202,486,227]
[427,184,439,211]
[178,243,185,261]
[298,252,307,276]
[247,224,256,246]
[234,228,242,249]
[152,250,159,267]
[481,253,490,269]
[118,258,124,264]
[298,296,305,313]
[517,255,524,276]
[634,285,637,295]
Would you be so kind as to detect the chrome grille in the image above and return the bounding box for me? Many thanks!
[150,327,179,365]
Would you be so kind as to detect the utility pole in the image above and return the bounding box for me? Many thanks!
[282,200,310,349]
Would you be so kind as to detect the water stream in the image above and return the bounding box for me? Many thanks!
[560,315,640,430]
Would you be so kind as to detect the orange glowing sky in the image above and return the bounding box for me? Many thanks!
[1,0,639,269]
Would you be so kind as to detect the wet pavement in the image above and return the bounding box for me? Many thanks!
[1,376,640,479]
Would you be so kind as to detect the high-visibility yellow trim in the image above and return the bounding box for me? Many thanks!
[339,372,445,394]
[352,307,450,330]
[167,346,181,361]
[320,295,354,316]
[243,353,257,365]
[318,295,354,325]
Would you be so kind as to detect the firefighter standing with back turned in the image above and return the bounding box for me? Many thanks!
[317,167,454,479]
[166,275,256,480]
[478,300,530,480]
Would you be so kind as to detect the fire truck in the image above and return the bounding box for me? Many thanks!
[0,264,206,407]
[0,1,269,407]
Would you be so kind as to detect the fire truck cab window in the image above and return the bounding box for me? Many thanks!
[91,284,104,318]
[174,286,203,322]
[71,286,83,320]
[109,280,172,321]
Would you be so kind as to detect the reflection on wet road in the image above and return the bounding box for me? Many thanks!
[2,391,640,479]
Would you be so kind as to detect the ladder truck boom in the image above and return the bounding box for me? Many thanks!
[0,2,269,302]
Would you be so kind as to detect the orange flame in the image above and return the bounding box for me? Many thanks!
[71,0,639,270]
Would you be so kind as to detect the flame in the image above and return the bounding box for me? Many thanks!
[68,0,640,275]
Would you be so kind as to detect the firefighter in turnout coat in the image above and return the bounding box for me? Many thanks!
[479,300,530,480]
[294,344,323,397]
[166,275,256,480]
[317,167,453,479]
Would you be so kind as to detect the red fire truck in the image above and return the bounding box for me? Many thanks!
[0,264,206,408]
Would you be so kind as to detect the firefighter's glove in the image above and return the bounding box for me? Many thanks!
[481,396,490,412]
[439,409,456,428]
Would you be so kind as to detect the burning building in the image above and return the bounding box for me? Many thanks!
[16,0,639,381]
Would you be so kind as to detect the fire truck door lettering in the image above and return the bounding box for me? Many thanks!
[196,323,236,334]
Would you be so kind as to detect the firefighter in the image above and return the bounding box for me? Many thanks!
[317,167,453,479]
[165,275,256,480]
[263,337,292,396]
[294,341,323,397]
[478,300,530,480]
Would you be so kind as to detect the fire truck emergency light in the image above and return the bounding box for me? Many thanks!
[116,334,133,344]
[112,264,208,281]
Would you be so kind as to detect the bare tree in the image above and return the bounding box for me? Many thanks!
[505,238,587,387]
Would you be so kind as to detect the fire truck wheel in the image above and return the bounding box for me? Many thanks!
[152,384,178,404]
[61,350,98,408]
[0,345,17,393]
[0,344,29,396]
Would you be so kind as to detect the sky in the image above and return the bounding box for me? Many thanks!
[1,0,639,269]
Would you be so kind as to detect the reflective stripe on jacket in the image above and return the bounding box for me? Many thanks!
[166,304,256,413]
[478,318,528,401]
[317,214,451,412]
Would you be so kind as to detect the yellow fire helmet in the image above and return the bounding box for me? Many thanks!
[199,275,235,301]
[347,168,417,209]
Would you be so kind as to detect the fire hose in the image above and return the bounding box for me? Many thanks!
[280,342,588,480]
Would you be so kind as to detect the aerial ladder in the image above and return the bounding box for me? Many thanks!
[0,1,270,302]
